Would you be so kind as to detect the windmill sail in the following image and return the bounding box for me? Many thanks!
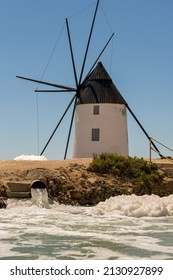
[16,0,160,159]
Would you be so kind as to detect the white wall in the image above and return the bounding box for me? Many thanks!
[72,103,128,158]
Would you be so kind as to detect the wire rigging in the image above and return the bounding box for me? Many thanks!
[109,35,114,74]
[99,2,115,74]
[36,22,66,90]
[35,22,66,156]
[100,2,114,34]
[68,1,96,19]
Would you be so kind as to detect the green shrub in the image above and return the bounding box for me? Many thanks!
[88,153,162,187]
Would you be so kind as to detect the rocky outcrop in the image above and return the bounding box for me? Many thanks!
[0,199,6,208]
[1,162,173,207]
[47,164,173,205]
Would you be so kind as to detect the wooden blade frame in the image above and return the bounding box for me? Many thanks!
[16,75,76,91]
[40,94,76,155]
[16,0,119,158]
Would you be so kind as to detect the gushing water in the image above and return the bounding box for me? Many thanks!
[31,187,49,208]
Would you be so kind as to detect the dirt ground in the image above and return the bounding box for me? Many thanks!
[0,158,92,180]
[0,157,171,181]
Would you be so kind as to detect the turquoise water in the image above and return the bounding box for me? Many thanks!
[0,194,173,260]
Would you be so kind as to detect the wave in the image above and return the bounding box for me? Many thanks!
[5,194,173,218]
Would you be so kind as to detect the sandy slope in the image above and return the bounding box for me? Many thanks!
[0,158,92,181]
[0,157,171,179]
[0,158,92,174]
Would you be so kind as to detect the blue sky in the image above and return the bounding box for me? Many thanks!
[0,0,173,160]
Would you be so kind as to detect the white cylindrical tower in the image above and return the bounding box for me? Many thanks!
[72,62,128,158]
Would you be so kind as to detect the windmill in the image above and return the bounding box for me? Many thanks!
[16,0,161,159]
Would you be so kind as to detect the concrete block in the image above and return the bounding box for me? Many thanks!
[6,191,31,198]
[6,181,31,192]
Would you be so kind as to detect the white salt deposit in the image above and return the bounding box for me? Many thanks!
[13,155,47,161]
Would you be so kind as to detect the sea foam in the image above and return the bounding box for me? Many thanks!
[93,194,173,217]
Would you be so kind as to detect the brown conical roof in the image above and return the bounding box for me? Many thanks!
[77,62,126,105]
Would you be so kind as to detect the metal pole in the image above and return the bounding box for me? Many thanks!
[16,75,76,91]
[149,138,152,162]
[126,104,162,157]
[79,0,100,84]
[84,33,114,80]
[64,96,78,159]
[40,94,76,155]
[66,18,78,88]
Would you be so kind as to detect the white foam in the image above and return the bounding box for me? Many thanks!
[93,194,173,217]
[1,195,173,260]
[13,154,47,161]
[5,194,173,218]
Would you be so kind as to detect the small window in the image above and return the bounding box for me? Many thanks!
[93,105,99,115]
[92,128,100,141]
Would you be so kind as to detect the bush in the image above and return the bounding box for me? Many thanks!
[88,153,162,187]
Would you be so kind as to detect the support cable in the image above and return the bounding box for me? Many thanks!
[36,22,65,90]
[100,2,114,33]
[109,34,114,74]
[68,2,96,19]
